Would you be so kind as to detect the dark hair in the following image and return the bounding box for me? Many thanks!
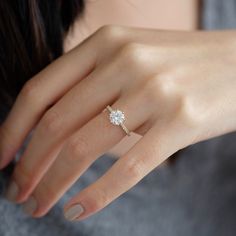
[0,0,85,122]
[0,1,185,166]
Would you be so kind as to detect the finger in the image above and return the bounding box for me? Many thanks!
[5,61,122,203]
[21,89,151,217]
[63,122,183,221]
[0,35,96,169]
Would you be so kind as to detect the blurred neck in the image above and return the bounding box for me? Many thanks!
[64,0,199,52]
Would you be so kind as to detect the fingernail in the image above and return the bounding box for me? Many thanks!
[4,181,19,202]
[64,204,84,221]
[22,196,37,215]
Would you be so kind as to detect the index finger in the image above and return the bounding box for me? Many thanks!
[0,36,97,169]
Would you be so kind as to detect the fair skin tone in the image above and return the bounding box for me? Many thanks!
[64,0,199,156]
[1,0,236,222]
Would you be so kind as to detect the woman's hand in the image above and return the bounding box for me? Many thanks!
[1,25,236,221]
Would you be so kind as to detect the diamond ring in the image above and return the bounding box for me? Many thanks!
[105,105,131,136]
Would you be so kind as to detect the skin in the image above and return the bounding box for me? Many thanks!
[1,1,236,222]
[64,0,199,157]
[64,0,199,52]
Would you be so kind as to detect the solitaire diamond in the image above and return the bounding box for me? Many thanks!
[109,110,125,125]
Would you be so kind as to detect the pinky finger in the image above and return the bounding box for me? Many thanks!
[63,121,182,221]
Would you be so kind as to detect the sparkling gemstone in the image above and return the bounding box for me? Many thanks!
[109,110,125,125]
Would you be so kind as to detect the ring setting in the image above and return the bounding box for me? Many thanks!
[109,109,125,125]
[105,105,131,136]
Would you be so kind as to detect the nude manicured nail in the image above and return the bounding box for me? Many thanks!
[64,204,84,221]
[4,181,19,202]
[22,196,37,215]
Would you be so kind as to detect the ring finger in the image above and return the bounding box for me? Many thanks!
[21,90,152,217]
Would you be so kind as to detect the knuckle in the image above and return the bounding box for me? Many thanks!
[143,73,178,104]
[86,188,110,212]
[118,43,147,68]
[21,78,40,102]
[96,25,125,42]
[176,95,202,127]
[66,135,89,159]
[124,158,143,180]
[40,109,62,135]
